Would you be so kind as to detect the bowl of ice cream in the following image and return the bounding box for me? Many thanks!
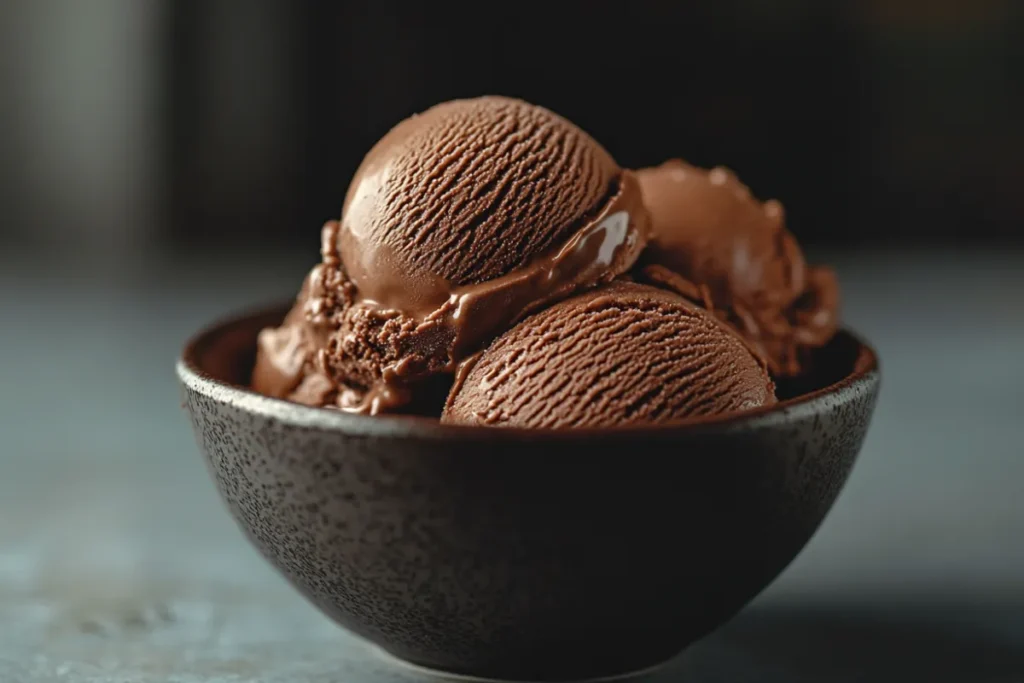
[177,96,880,681]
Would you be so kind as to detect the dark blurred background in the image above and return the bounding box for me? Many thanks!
[1,0,1022,263]
[1,2,1022,680]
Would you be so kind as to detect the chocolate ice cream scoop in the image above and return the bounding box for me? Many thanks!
[635,159,838,377]
[340,95,625,312]
[442,282,775,429]
[253,97,650,414]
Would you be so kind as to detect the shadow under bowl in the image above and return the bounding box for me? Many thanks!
[177,304,880,682]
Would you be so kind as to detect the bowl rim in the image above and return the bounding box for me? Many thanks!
[177,302,880,441]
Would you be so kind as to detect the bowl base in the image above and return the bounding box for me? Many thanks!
[370,643,677,683]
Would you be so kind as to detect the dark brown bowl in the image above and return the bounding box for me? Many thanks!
[177,304,880,681]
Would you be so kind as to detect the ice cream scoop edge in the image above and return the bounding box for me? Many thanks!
[178,302,879,441]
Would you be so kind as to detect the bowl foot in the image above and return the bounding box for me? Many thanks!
[370,643,677,683]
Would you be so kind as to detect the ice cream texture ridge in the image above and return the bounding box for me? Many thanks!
[251,95,840,427]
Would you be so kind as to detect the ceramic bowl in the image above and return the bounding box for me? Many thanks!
[177,304,880,681]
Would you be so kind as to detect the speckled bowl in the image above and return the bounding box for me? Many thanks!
[177,304,879,682]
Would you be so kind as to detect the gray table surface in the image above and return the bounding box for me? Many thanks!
[1,247,1022,682]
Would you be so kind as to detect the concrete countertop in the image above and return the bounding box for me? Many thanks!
[1,248,1022,682]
